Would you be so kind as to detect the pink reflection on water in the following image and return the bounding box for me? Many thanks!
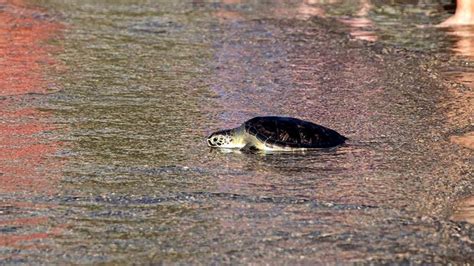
[271,0,326,20]
[0,0,64,249]
[214,0,244,22]
[296,1,326,20]
[439,27,474,150]
[450,195,474,224]
[339,0,377,42]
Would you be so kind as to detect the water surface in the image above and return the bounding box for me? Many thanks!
[0,0,473,264]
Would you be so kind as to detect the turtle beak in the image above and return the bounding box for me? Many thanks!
[207,139,213,147]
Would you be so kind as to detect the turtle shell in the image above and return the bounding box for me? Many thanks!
[244,116,347,148]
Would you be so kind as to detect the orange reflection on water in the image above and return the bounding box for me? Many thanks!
[0,0,64,250]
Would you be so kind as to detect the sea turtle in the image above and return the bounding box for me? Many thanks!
[207,116,347,151]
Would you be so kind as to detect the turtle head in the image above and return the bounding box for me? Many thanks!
[207,129,239,148]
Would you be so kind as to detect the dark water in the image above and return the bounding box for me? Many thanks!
[0,0,473,264]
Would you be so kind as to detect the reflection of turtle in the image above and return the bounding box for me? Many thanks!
[207,116,347,151]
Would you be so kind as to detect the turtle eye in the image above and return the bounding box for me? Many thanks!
[213,137,217,142]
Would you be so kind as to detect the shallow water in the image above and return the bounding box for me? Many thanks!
[0,0,473,264]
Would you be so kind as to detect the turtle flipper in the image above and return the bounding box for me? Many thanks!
[241,143,259,152]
